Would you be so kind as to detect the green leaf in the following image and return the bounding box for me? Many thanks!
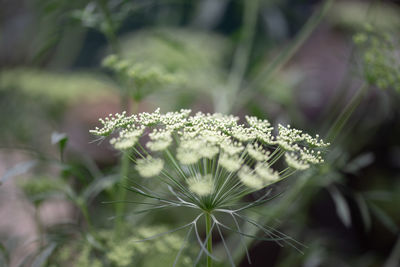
[51,132,68,161]
[370,203,398,234]
[344,153,374,174]
[0,160,37,186]
[31,243,57,267]
[329,187,352,228]
[364,190,393,201]
[85,233,103,250]
[355,193,371,232]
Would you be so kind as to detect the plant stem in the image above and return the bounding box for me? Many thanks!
[34,206,43,247]
[205,212,213,267]
[326,83,368,143]
[115,152,130,234]
[77,200,102,243]
[80,202,93,230]
[247,0,333,91]
[97,0,121,54]
[217,0,259,113]
[96,0,135,235]
[115,101,137,236]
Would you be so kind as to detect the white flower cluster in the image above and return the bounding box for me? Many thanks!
[135,156,164,178]
[187,174,214,197]
[90,111,136,136]
[91,109,329,205]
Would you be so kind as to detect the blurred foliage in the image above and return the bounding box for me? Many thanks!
[71,0,139,35]
[18,176,68,207]
[116,28,231,97]
[102,53,184,101]
[1,0,400,266]
[353,27,400,92]
[328,1,400,30]
[49,226,194,267]
[0,68,116,145]
[0,69,115,103]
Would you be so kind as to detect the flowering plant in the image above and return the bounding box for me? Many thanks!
[90,108,329,266]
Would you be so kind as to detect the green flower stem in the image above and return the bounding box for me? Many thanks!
[34,207,44,247]
[76,199,102,243]
[217,0,259,113]
[326,83,368,143]
[205,212,213,267]
[115,102,137,236]
[97,0,121,54]
[115,152,130,235]
[247,0,333,91]
[96,0,137,234]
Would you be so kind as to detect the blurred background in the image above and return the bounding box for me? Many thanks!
[1,0,400,266]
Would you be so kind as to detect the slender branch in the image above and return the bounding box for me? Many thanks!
[97,0,121,54]
[326,83,368,143]
[247,0,333,91]
[213,0,259,113]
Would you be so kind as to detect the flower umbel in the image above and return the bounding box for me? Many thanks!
[90,109,329,266]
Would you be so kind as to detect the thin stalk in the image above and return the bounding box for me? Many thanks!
[79,202,93,230]
[247,0,333,91]
[115,151,130,235]
[34,207,43,247]
[205,212,213,267]
[77,199,102,243]
[97,0,121,54]
[97,0,131,112]
[384,234,400,267]
[326,83,368,143]
[217,0,259,113]
[115,102,138,235]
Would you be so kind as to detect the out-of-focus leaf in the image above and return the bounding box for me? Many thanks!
[0,69,115,103]
[344,153,374,174]
[18,176,70,206]
[17,255,34,267]
[51,132,67,147]
[81,174,119,201]
[329,187,352,228]
[328,1,400,30]
[51,132,68,161]
[31,243,57,267]
[85,233,103,250]
[370,203,398,234]
[0,160,37,186]
[364,190,393,201]
[62,184,79,203]
[355,193,371,232]
[384,236,400,267]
